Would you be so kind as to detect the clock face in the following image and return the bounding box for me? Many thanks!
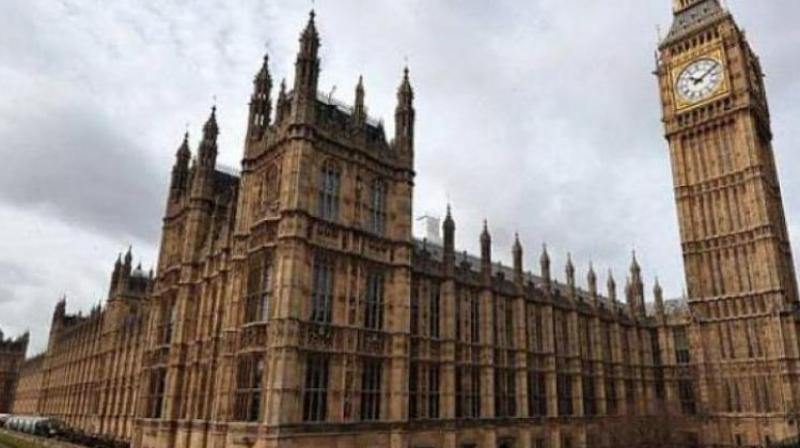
[676,58,724,103]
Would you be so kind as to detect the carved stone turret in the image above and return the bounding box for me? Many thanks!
[291,11,320,124]
[607,270,617,303]
[247,54,272,142]
[654,278,665,321]
[169,132,192,201]
[512,233,524,286]
[352,75,366,128]
[190,107,219,200]
[540,244,551,289]
[443,205,455,276]
[394,67,414,162]
[480,220,491,281]
[565,253,576,296]
[587,263,598,303]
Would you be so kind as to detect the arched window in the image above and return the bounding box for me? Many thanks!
[369,179,387,235]
[318,162,340,221]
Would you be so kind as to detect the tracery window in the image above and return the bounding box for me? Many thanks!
[504,301,514,348]
[528,371,547,417]
[310,254,334,324]
[410,362,440,420]
[429,283,440,338]
[674,326,691,364]
[244,253,271,323]
[533,308,544,352]
[427,365,440,418]
[678,379,696,415]
[364,270,384,330]
[410,280,420,336]
[606,378,618,415]
[147,367,167,418]
[302,353,329,422]
[369,179,387,235]
[626,379,636,409]
[583,376,597,416]
[455,366,481,418]
[360,358,382,421]
[318,162,340,221]
[469,290,480,344]
[557,374,573,416]
[494,367,516,417]
[158,300,175,345]
[234,354,264,422]
[555,313,569,355]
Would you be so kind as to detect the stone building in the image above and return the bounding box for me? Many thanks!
[12,251,152,441]
[0,330,28,413]
[11,353,43,415]
[656,0,800,445]
[9,1,800,447]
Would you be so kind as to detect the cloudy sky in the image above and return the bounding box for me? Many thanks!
[1,0,799,354]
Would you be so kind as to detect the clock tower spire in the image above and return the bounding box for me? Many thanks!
[671,0,719,14]
[657,1,800,445]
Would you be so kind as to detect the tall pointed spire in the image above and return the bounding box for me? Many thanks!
[191,106,219,199]
[301,9,320,52]
[654,277,665,320]
[607,269,617,303]
[121,246,133,286]
[169,132,191,199]
[443,205,456,275]
[199,105,219,166]
[629,251,645,317]
[124,246,133,270]
[513,233,524,285]
[203,105,219,139]
[630,250,641,276]
[399,66,413,101]
[480,220,492,279]
[109,253,122,297]
[540,244,551,288]
[394,66,415,157]
[587,262,598,299]
[671,0,719,14]
[177,131,191,161]
[292,10,321,123]
[275,79,288,124]
[625,277,633,311]
[353,75,366,127]
[247,53,272,141]
[565,253,576,294]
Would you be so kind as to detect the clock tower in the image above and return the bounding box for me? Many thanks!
[657,0,800,445]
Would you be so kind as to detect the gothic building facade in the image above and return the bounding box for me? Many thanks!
[0,330,28,413]
[9,1,800,447]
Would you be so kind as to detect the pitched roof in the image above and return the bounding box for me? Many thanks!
[662,0,726,46]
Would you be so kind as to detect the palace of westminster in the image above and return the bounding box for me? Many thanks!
[2,1,799,447]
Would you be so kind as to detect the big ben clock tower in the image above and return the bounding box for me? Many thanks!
[657,0,800,445]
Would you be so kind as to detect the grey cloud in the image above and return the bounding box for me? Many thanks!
[1,0,800,350]
[0,100,165,243]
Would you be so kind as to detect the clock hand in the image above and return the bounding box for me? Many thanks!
[697,62,720,82]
